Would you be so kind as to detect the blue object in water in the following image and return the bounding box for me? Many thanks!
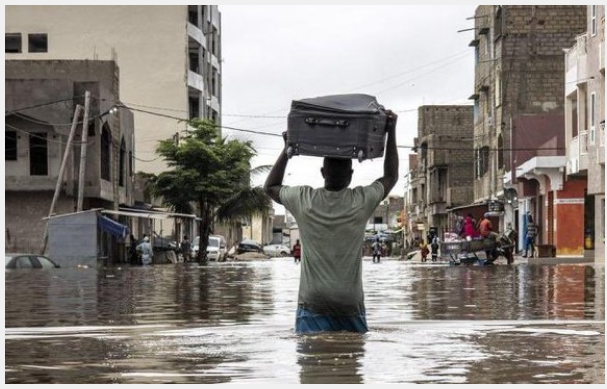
[295,307,368,334]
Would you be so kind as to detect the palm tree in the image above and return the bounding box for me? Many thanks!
[146,119,272,263]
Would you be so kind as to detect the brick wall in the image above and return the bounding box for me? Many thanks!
[472,5,587,201]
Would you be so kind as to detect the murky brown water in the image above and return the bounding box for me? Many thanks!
[5,260,605,384]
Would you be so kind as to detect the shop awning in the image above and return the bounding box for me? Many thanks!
[98,215,129,238]
[103,209,198,220]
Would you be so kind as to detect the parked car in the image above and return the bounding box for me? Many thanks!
[5,254,60,269]
[192,235,228,261]
[236,239,263,254]
[263,244,291,257]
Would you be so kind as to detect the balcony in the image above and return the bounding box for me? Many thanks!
[567,133,589,175]
[187,70,204,92]
[187,22,206,48]
[564,33,589,95]
[429,194,446,205]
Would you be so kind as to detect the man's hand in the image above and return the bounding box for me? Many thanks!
[386,110,398,132]
[376,109,399,197]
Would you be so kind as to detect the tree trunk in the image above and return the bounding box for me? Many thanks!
[196,201,213,264]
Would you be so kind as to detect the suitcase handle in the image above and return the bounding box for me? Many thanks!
[305,117,350,128]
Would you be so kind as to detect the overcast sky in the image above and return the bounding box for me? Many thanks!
[219,5,478,214]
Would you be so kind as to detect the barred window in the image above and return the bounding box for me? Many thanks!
[101,126,112,181]
[5,130,17,160]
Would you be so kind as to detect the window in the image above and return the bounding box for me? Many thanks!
[101,126,112,181]
[189,51,199,73]
[5,131,17,161]
[36,256,56,269]
[590,92,596,144]
[5,33,21,53]
[28,33,48,53]
[494,6,503,38]
[495,70,502,107]
[475,146,490,178]
[211,67,217,97]
[129,151,133,177]
[29,133,48,176]
[188,6,198,26]
[15,256,34,269]
[189,95,200,119]
[211,27,218,56]
[497,134,504,169]
[602,199,605,241]
[484,35,491,60]
[119,138,126,187]
[591,5,597,36]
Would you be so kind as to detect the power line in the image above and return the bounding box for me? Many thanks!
[348,51,470,93]
[374,54,470,96]
[4,96,83,116]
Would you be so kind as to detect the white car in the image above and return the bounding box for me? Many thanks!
[263,244,291,257]
[192,235,227,262]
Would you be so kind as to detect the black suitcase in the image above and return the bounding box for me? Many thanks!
[286,94,395,162]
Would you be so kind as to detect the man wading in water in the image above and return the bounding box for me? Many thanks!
[263,113,398,334]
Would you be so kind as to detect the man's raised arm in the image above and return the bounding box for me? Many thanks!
[263,132,289,204]
[377,111,399,196]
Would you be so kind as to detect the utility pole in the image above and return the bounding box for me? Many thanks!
[40,104,83,254]
[77,91,91,212]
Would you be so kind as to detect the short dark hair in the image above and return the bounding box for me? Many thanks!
[322,157,352,177]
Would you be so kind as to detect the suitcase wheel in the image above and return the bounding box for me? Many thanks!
[357,150,364,162]
[286,146,295,159]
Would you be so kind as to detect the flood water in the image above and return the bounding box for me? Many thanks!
[5,259,605,384]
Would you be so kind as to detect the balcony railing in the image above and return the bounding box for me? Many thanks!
[187,70,204,92]
[579,130,588,155]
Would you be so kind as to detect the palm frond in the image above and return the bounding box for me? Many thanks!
[250,165,272,178]
[215,187,271,222]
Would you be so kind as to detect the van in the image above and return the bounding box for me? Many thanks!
[192,235,227,262]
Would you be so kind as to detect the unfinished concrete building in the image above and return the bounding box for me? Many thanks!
[5,60,135,254]
[408,105,475,240]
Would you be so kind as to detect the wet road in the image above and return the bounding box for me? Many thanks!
[5,259,605,384]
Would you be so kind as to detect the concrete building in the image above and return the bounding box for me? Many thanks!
[564,5,605,263]
[5,60,135,253]
[469,5,587,255]
[241,209,275,247]
[407,105,475,241]
[5,5,222,175]
[369,196,404,232]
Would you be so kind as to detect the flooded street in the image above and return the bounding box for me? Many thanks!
[5,259,605,384]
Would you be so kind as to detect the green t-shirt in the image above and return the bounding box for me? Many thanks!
[280,181,384,315]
